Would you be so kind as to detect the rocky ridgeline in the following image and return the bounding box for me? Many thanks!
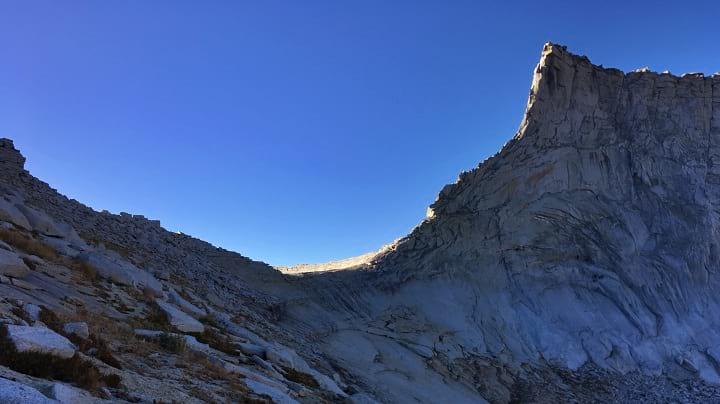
[3,43,720,403]
[0,139,290,330]
[0,139,349,402]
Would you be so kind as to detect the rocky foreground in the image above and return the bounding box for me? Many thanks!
[2,44,720,403]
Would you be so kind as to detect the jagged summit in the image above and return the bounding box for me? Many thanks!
[0,138,26,172]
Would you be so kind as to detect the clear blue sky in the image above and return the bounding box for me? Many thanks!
[1,1,719,266]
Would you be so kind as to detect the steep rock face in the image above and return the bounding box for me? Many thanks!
[376,44,720,373]
[278,44,720,402]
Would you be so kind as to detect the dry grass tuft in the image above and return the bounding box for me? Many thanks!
[129,302,173,332]
[179,350,229,380]
[70,333,124,370]
[157,332,187,354]
[200,313,222,329]
[10,306,32,324]
[57,309,128,369]
[65,257,99,282]
[79,234,132,259]
[0,325,121,392]
[282,366,320,388]
[0,227,58,262]
[39,306,63,333]
[193,327,238,357]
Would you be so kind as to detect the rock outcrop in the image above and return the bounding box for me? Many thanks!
[0,377,57,404]
[154,300,205,333]
[274,43,720,402]
[371,43,720,380]
[0,249,30,278]
[4,325,77,359]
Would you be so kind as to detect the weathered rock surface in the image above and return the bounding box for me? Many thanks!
[4,325,76,359]
[0,377,57,404]
[22,303,41,323]
[77,251,163,295]
[46,382,98,404]
[0,140,324,402]
[245,378,299,404]
[62,322,89,340]
[0,249,30,278]
[372,43,720,380]
[155,300,204,333]
[16,205,65,238]
[0,197,30,230]
[167,288,206,318]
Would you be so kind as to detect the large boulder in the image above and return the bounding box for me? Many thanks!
[40,236,86,258]
[4,325,77,359]
[77,251,163,296]
[46,382,96,404]
[0,248,30,278]
[154,300,204,333]
[15,205,63,237]
[0,377,58,404]
[266,344,346,396]
[22,302,42,323]
[0,198,30,230]
[134,329,211,354]
[168,288,206,318]
[245,379,298,404]
[14,205,86,247]
[62,322,89,340]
